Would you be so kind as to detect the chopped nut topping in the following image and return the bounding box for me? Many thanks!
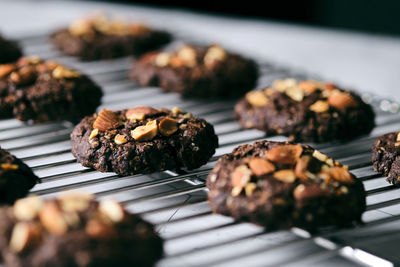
[325,158,334,167]
[172,107,180,114]
[86,219,117,239]
[266,144,303,165]
[93,109,120,131]
[114,134,127,145]
[324,83,335,91]
[327,90,357,109]
[396,132,400,142]
[273,78,297,91]
[246,91,268,107]
[231,165,252,188]
[329,167,354,184]
[248,158,275,176]
[285,86,304,101]
[293,184,306,199]
[204,45,227,67]
[13,196,43,221]
[298,80,320,94]
[1,163,19,170]
[69,19,93,36]
[89,128,99,140]
[131,120,158,141]
[312,150,328,162]
[309,100,329,113]
[155,52,171,67]
[0,64,16,79]
[264,88,276,95]
[52,65,81,79]
[273,169,296,183]
[39,202,68,235]
[99,199,125,223]
[59,192,93,212]
[125,106,159,121]
[159,117,178,136]
[245,183,257,196]
[177,46,197,67]
[231,186,243,197]
[9,222,42,253]
[294,155,312,181]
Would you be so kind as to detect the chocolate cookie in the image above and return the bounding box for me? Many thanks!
[0,147,39,204]
[207,140,366,230]
[71,106,218,176]
[0,35,22,64]
[51,13,171,61]
[235,79,375,143]
[372,132,400,185]
[0,193,163,267]
[130,44,258,98]
[0,56,102,123]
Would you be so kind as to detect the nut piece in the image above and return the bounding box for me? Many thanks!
[245,183,257,197]
[155,52,172,67]
[159,118,178,136]
[39,201,68,235]
[86,219,117,239]
[273,78,297,91]
[9,222,42,253]
[329,167,354,184]
[1,163,19,170]
[13,196,43,221]
[52,65,81,79]
[231,165,252,188]
[294,155,312,181]
[298,80,320,94]
[69,19,93,36]
[89,128,99,140]
[93,109,120,131]
[0,64,16,79]
[328,90,357,109]
[309,100,329,113]
[125,106,159,120]
[273,169,296,183]
[248,158,275,176]
[285,86,304,101]
[246,91,268,107]
[177,46,197,67]
[266,144,303,165]
[131,120,158,141]
[312,150,328,162]
[99,199,125,223]
[114,134,127,145]
[204,45,227,67]
[59,191,94,212]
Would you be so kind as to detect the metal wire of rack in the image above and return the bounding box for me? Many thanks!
[1,31,400,267]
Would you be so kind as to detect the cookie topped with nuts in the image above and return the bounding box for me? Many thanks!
[0,56,102,123]
[51,12,171,61]
[0,193,163,267]
[207,140,366,230]
[235,78,375,143]
[372,131,400,185]
[0,147,39,204]
[0,34,22,64]
[71,106,218,175]
[130,44,258,98]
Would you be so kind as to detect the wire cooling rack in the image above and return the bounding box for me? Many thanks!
[1,30,400,267]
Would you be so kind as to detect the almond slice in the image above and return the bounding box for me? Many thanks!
[246,91,268,107]
[248,158,275,176]
[131,120,158,141]
[231,165,252,188]
[52,65,81,79]
[39,202,68,235]
[294,155,312,181]
[125,106,159,120]
[14,196,43,221]
[159,118,178,136]
[266,144,303,165]
[155,52,171,67]
[93,109,120,131]
[312,150,328,162]
[114,134,127,145]
[89,128,99,140]
[204,45,227,67]
[9,222,42,253]
[59,191,93,212]
[328,90,357,109]
[298,80,319,94]
[177,45,197,67]
[309,100,329,113]
[99,199,125,223]
[273,169,296,183]
[329,167,354,184]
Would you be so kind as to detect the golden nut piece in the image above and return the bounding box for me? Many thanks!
[85,219,117,239]
[1,163,19,170]
[294,155,312,181]
[246,91,268,107]
[231,165,252,188]
[114,134,128,145]
[285,86,304,101]
[39,201,68,235]
[58,191,93,212]
[93,109,120,131]
[177,45,197,67]
[89,128,99,140]
[204,45,227,67]
[125,106,159,120]
[13,196,43,221]
[9,222,42,253]
[131,120,158,141]
[273,169,296,183]
[309,100,330,113]
[69,19,93,36]
[266,144,303,165]
[245,183,257,196]
[52,65,81,79]
[329,167,354,184]
[248,158,275,176]
[155,52,172,67]
[327,90,358,109]
[0,64,16,79]
[312,150,328,162]
[99,199,125,223]
[298,80,320,94]
[159,118,178,136]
